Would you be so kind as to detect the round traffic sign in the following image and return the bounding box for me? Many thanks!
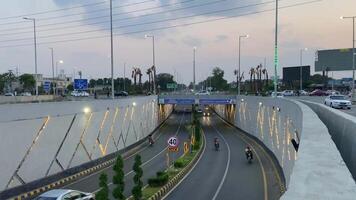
[167,136,179,147]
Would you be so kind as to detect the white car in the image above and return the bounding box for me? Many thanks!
[195,90,210,95]
[326,90,340,96]
[324,95,351,109]
[282,90,294,96]
[299,90,309,96]
[71,91,89,97]
[33,189,95,200]
[271,92,284,98]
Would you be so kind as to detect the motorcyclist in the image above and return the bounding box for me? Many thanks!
[148,134,154,146]
[245,146,253,161]
[214,137,220,151]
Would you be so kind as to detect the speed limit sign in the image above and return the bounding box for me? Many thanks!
[167,136,179,147]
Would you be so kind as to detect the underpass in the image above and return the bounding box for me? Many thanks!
[164,114,283,200]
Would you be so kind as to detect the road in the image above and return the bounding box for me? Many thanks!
[63,112,191,198]
[164,114,283,200]
[288,96,356,117]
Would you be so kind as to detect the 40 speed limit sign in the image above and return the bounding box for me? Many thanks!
[167,136,179,152]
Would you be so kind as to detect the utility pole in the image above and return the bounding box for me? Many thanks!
[49,48,55,95]
[123,62,126,92]
[110,0,115,99]
[193,47,196,92]
[273,0,279,96]
[23,17,38,96]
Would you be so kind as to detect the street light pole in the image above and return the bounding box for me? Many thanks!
[238,35,249,96]
[49,48,55,95]
[193,47,197,92]
[341,16,356,101]
[123,62,126,92]
[145,34,157,94]
[273,0,279,96]
[23,17,38,96]
[299,48,308,91]
[110,0,115,99]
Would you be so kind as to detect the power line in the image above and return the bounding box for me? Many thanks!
[0,0,218,37]
[0,0,272,43]
[0,0,155,26]
[0,1,108,21]
[0,0,323,48]
[0,0,196,36]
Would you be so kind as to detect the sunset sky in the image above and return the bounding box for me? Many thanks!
[0,0,355,84]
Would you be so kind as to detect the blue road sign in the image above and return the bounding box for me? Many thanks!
[43,81,51,92]
[74,79,88,90]
[199,99,234,105]
[164,98,195,105]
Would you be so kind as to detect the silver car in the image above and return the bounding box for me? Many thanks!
[33,189,95,200]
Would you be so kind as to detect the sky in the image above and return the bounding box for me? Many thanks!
[0,0,355,84]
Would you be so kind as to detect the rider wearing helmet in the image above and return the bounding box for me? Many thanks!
[245,146,253,160]
[214,137,220,151]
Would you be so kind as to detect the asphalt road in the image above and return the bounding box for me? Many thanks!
[62,112,191,198]
[164,114,283,200]
[288,96,356,117]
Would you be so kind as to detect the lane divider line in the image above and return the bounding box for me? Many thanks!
[211,125,231,200]
[161,129,207,200]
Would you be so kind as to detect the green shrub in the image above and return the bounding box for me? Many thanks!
[148,171,169,187]
[174,159,185,168]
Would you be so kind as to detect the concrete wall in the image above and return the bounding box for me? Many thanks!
[215,96,301,186]
[0,95,54,104]
[215,96,356,199]
[0,96,172,191]
[300,100,356,181]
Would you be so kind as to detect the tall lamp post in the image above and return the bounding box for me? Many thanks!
[49,48,55,95]
[193,47,197,92]
[341,16,356,101]
[110,0,115,99]
[273,0,279,96]
[23,17,38,96]
[299,48,308,92]
[238,34,249,95]
[145,34,157,94]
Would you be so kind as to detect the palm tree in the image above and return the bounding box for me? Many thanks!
[131,68,137,86]
[146,68,152,92]
[249,68,255,92]
[262,68,269,88]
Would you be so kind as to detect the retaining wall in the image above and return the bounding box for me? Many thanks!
[0,95,54,104]
[0,96,172,191]
[215,96,356,199]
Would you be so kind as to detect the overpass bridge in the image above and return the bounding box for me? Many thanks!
[0,95,356,200]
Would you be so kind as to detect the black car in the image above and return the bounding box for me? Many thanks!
[115,91,128,96]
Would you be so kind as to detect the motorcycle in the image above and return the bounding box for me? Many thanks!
[148,136,154,146]
[246,151,253,163]
[214,141,220,151]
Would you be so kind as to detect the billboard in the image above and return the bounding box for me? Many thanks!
[283,66,310,83]
[315,48,355,72]
[74,79,88,90]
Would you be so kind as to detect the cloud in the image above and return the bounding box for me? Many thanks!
[181,35,202,47]
[51,0,265,38]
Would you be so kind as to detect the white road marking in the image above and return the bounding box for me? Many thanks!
[211,125,231,200]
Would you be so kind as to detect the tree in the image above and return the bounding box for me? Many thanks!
[210,67,228,91]
[96,173,109,200]
[67,84,74,91]
[19,74,35,92]
[156,73,175,91]
[113,155,125,200]
[132,155,143,200]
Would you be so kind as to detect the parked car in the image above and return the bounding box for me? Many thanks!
[309,89,327,96]
[282,90,294,96]
[71,90,89,97]
[271,92,284,98]
[4,92,14,96]
[115,91,128,96]
[324,95,351,109]
[299,90,309,96]
[195,90,210,95]
[33,189,95,200]
[20,92,32,96]
[326,90,340,96]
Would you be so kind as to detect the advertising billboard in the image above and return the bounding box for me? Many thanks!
[283,66,310,83]
[315,48,355,72]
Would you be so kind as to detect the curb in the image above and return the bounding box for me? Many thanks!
[147,131,205,200]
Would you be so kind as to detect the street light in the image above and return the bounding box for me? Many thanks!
[145,34,156,94]
[49,48,55,95]
[110,0,114,99]
[23,17,38,96]
[238,34,249,96]
[299,48,308,92]
[193,47,197,92]
[56,60,64,77]
[340,15,356,101]
[273,0,279,96]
